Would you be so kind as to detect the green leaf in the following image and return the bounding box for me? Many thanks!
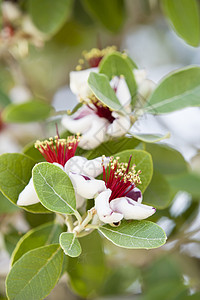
[23,142,45,163]
[114,149,153,193]
[88,72,123,111]
[145,66,200,114]
[2,100,52,123]
[59,232,82,257]
[143,170,171,209]
[86,136,140,159]
[99,220,166,249]
[6,244,63,300]
[67,231,106,298]
[146,144,187,175]
[131,132,170,143]
[0,89,11,108]
[99,52,137,107]
[11,222,63,266]
[82,0,125,32]
[162,0,200,47]
[166,172,200,198]
[28,0,73,35]
[32,162,76,214]
[0,153,48,213]
[4,230,23,256]
[0,191,19,214]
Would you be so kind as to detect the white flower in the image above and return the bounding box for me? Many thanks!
[94,155,156,224]
[95,187,156,224]
[17,136,108,208]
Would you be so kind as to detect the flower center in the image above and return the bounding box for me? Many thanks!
[75,46,117,70]
[87,96,115,123]
[102,155,142,201]
[35,135,80,166]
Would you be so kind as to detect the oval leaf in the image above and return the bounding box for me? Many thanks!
[113,149,153,193]
[2,100,52,123]
[32,162,76,214]
[131,132,170,143]
[59,232,82,257]
[88,72,123,111]
[0,153,48,213]
[11,222,63,265]
[143,170,171,209]
[145,66,200,114]
[162,0,200,47]
[0,89,11,108]
[28,0,73,35]
[6,244,63,300]
[0,191,19,214]
[82,0,125,32]
[99,220,166,249]
[99,52,137,107]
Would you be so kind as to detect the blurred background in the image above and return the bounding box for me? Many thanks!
[1,0,200,299]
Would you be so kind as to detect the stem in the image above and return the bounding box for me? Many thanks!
[73,210,82,225]
[65,215,74,233]
[73,208,96,235]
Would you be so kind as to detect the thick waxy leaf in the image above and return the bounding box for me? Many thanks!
[146,144,187,175]
[32,162,76,214]
[166,172,200,198]
[82,0,125,32]
[28,0,73,35]
[88,72,123,111]
[59,232,82,257]
[99,52,137,107]
[143,170,171,209]
[145,66,200,114]
[162,0,200,47]
[86,136,140,159]
[6,244,63,300]
[2,100,52,123]
[99,220,166,249]
[23,142,45,163]
[11,222,63,265]
[0,153,48,213]
[114,149,153,193]
[67,231,106,298]
[0,192,19,214]
[0,89,11,108]
[131,132,170,143]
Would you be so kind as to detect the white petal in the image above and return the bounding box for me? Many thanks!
[111,77,131,111]
[78,115,109,149]
[65,156,109,177]
[53,162,64,170]
[17,177,39,206]
[110,197,156,220]
[95,189,123,223]
[61,109,96,134]
[75,193,85,209]
[138,79,155,100]
[107,112,130,137]
[70,68,98,100]
[133,69,147,85]
[68,172,106,199]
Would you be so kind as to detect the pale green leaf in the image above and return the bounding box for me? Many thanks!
[82,0,125,32]
[32,162,76,214]
[28,0,73,35]
[146,144,187,175]
[88,72,123,111]
[143,170,171,209]
[131,132,170,143]
[59,232,82,257]
[6,244,63,300]
[11,222,63,266]
[99,220,166,249]
[2,100,52,123]
[166,172,200,198]
[162,0,200,47]
[145,66,200,114]
[114,149,153,193]
[0,191,19,214]
[99,52,137,107]
[0,153,48,213]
